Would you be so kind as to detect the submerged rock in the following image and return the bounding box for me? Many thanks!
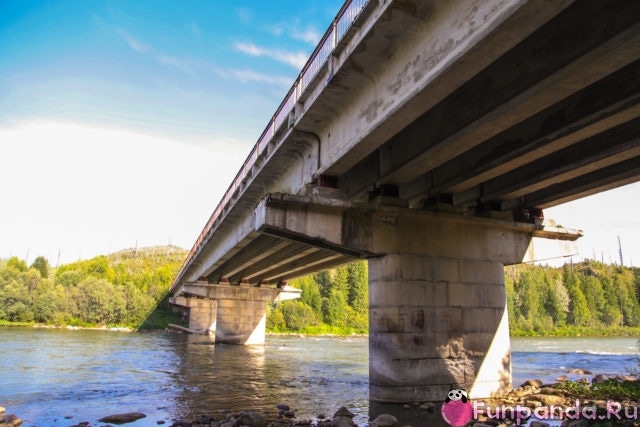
[232,411,265,427]
[331,406,355,427]
[369,413,397,427]
[0,413,22,427]
[98,412,147,424]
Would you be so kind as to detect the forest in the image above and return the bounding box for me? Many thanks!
[0,246,186,329]
[1,246,640,336]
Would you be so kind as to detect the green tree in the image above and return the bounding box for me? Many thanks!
[325,288,348,327]
[279,300,316,330]
[293,276,322,318]
[30,256,50,278]
[567,280,591,326]
[7,256,27,272]
[347,261,368,315]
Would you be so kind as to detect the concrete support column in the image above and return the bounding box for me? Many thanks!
[187,298,217,334]
[367,212,532,402]
[215,298,268,345]
[178,283,300,345]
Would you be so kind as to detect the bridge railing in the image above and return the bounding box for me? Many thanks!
[173,0,370,288]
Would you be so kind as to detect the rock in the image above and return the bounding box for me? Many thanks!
[539,386,563,395]
[519,379,543,388]
[333,407,354,418]
[615,374,637,382]
[283,410,296,418]
[526,399,543,408]
[537,394,565,406]
[419,402,435,412]
[277,404,290,411]
[556,375,569,382]
[370,414,397,427]
[331,417,354,427]
[0,407,4,414]
[592,374,608,384]
[331,406,355,427]
[529,421,551,427]
[0,413,22,427]
[98,412,147,424]
[568,368,592,375]
[562,420,589,427]
[232,411,265,427]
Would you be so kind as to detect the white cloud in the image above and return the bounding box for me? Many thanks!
[234,42,307,70]
[267,21,322,45]
[236,8,253,25]
[0,121,247,265]
[231,69,292,87]
[115,28,148,53]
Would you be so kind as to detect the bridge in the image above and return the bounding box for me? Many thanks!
[170,0,640,402]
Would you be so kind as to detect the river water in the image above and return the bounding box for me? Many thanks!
[0,328,637,427]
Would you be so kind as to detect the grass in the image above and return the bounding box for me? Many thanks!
[510,325,640,338]
[556,379,640,401]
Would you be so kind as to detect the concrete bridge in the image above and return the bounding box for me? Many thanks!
[170,0,640,402]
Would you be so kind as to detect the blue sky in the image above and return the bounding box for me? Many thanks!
[1,0,639,267]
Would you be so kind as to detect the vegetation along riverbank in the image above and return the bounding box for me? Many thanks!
[1,246,640,338]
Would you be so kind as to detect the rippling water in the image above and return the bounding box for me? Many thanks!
[0,328,637,427]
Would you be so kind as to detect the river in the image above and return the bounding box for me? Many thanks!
[0,328,637,426]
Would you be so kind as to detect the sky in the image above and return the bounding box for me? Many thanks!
[1,1,639,268]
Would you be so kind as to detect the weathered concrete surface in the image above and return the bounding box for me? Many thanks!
[172,283,301,344]
[170,296,217,334]
[169,0,639,403]
[256,194,579,399]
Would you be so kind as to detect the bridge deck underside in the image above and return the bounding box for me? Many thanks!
[202,233,357,286]
[306,0,640,214]
[173,0,640,292]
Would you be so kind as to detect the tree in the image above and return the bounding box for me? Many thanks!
[348,261,368,315]
[30,256,50,278]
[567,281,591,326]
[7,256,27,272]
[279,300,316,330]
[293,276,322,318]
[325,288,348,327]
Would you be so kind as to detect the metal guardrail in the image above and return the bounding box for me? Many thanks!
[173,0,370,287]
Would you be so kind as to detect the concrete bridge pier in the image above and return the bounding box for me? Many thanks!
[176,283,301,345]
[367,211,532,402]
[170,295,217,334]
[215,291,270,345]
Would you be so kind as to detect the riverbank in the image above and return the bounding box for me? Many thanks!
[4,375,640,427]
[0,320,133,332]
[511,325,640,338]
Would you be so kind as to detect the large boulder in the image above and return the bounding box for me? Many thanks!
[0,413,22,427]
[98,412,146,424]
[232,411,265,427]
[331,406,355,427]
[369,413,397,427]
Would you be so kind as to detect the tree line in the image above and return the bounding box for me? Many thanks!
[506,261,640,335]
[2,247,640,336]
[0,246,186,328]
[267,260,369,334]
[269,260,640,336]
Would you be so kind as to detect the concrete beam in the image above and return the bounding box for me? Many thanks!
[255,193,582,264]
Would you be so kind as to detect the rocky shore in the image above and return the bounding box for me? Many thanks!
[2,373,639,427]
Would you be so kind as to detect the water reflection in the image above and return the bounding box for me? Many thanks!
[170,335,368,423]
[369,401,452,427]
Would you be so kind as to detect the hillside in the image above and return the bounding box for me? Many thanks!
[0,246,188,329]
